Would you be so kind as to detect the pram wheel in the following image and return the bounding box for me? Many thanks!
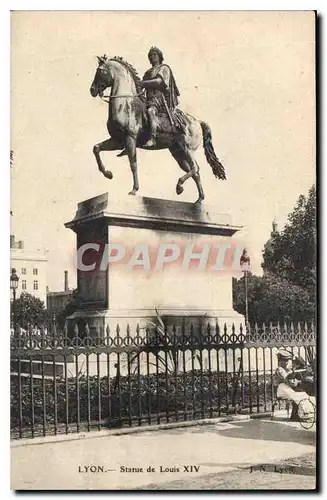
[298,398,316,429]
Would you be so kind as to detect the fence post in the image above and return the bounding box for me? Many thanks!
[85,322,90,338]
[52,317,57,341]
[239,323,245,408]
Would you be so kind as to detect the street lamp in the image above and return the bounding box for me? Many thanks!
[240,249,251,330]
[10,268,19,333]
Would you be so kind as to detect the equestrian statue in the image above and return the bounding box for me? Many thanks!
[90,47,226,203]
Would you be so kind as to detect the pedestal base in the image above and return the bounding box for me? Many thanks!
[65,193,245,338]
[67,307,245,337]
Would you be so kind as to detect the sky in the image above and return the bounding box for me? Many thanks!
[10,10,315,291]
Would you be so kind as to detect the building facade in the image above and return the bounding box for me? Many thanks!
[46,271,73,314]
[10,235,48,305]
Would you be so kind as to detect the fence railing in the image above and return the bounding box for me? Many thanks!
[10,321,316,440]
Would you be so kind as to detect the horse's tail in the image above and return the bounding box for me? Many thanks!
[200,121,226,180]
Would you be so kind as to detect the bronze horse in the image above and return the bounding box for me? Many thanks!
[90,55,226,203]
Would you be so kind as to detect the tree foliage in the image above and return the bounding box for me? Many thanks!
[11,293,46,329]
[233,185,316,324]
[262,185,316,291]
[55,289,81,330]
[233,275,315,325]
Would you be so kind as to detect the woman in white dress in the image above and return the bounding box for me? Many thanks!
[274,349,315,421]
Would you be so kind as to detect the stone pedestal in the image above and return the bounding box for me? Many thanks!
[65,193,244,336]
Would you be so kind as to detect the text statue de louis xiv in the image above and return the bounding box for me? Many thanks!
[90,46,227,203]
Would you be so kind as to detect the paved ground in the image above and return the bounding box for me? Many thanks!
[140,468,315,490]
[11,416,316,491]
[140,453,316,490]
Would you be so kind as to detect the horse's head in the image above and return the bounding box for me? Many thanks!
[90,55,112,98]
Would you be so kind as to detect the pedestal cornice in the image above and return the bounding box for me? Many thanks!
[65,192,242,237]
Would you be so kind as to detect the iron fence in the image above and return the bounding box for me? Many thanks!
[10,321,316,440]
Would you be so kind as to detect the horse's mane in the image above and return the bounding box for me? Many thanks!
[110,56,145,101]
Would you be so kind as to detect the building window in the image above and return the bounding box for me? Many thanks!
[22,280,27,290]
[33,268,38,275]
[22,268,26,274]
[33,280,38,291]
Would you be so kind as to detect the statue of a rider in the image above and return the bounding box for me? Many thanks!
[140,47,180,147]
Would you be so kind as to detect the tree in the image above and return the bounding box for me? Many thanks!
[11,293,46,329]
[233,275,315,325]
[55,289,81,331]
[233,186,316,324]
[233,275,265,324]
[262,185,316,293]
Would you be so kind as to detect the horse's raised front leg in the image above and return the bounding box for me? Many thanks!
[93,138,122,179]
[125,136,139,195]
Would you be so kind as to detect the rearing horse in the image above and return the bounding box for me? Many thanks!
[90,55,226,203]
